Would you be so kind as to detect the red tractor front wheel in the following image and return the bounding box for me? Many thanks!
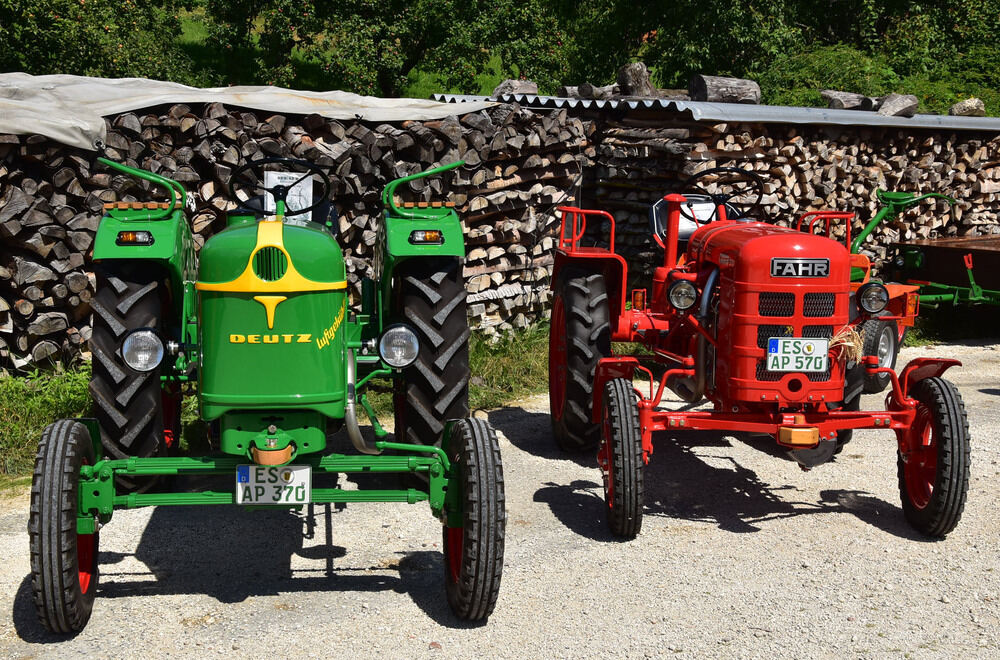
[897,377,970,537]
[599,378,644,539]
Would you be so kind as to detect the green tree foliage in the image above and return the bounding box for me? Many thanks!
[0,0,203,83]
[203,0,570,96]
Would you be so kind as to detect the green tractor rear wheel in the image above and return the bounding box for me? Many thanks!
[393,258,469,446]
[443,418,505,620]
[29,420,99,634]
[88,268,169,491]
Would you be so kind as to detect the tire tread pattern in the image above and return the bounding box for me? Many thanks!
[550,270,611,451]
[28,420,97,634]
[897,376,971,537]
[604,378,644,539]
[444,418,506,620]
[88,271,165,466]
[394,259,469,445]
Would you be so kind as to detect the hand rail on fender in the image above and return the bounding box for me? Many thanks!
[557,206,616,253]
[97,156,186,220]
[381,161,464,219]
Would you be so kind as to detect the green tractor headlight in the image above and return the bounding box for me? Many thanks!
[120,328,165,372]
[379,324,420,368]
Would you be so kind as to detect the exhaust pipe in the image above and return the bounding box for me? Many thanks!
[345,348,381,455]
[668,267,718,403]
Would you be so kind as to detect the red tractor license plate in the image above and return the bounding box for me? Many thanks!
[766,337,828,372]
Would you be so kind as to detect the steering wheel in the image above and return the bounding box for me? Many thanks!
[678,166,765,224]
[228,156,332,217]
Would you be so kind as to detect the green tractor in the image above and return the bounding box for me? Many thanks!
[28,155,505,633]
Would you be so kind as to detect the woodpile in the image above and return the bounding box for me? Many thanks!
[3,93,1000,372]
[583,119,1000,277]
[0,102,589,371]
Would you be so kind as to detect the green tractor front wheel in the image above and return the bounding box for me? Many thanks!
[29,420,100,634]
[443,418,505,620]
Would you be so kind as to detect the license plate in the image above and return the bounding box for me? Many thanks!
[235,465,311,505]
[766,337,829,372]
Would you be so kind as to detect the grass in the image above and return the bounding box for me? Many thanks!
[0,325,551,481]
[0,369,92,486]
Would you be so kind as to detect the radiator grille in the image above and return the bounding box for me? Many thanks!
[252,247,288,281]
[757,324,790,349]
[759,292,794,317]
[803,293,836,317]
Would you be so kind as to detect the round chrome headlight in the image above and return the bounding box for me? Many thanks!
[857,282,889,314]
[379,324,420,368]
[121,329,164,372]
[667,280,698,310]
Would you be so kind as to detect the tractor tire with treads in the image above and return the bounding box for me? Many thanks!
[549,269,611,451]
[29,420,99,634]
[897,377,971,538]
[393,258,469,446]
[862,319,899,393]
[599,378,644,539]
[443,418,505,620]
[88,268,167,491]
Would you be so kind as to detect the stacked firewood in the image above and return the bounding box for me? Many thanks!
[0,102,589,370]
[584,119,1000,276]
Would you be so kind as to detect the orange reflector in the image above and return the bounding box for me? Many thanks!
[906,292,918,318]
[116,230,154,246]
[409,229,444,244]
[631,288,646,311]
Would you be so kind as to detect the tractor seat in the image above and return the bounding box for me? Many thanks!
[649,195,713,245]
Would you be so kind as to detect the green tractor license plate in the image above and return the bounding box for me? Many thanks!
[236,465,311,505]
[766,337,829,372]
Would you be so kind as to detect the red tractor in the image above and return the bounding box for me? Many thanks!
[548,167,969,539]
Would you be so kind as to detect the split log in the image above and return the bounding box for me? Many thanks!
[689,75,761,104]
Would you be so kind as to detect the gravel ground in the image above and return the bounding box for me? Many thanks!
[2,342,998,659]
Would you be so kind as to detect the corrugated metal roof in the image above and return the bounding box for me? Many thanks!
[434,93,1000,132]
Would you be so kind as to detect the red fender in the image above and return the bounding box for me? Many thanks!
[898,357,961,395]
[592,356,640,423]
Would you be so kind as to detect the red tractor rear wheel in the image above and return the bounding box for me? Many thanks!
[549,269,611,451]
[897,377,970,537]
[862,319,899,393]
[599,378,644,539]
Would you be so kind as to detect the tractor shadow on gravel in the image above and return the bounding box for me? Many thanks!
[10,472,483,642]
[529,427,932,542]
[487,406,598,468]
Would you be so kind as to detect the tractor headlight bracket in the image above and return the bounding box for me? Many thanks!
[857,282,889,314]
[120,328,165,372]
[379,324,420,368]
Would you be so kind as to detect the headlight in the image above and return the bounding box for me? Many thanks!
[379,324,420,368]
[857,282,889,314]
[668,280,698,310]
[121,329,164,372]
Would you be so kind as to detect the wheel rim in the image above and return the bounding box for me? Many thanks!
[548,296,568,420]
[904,403,937,510]
[77,456,95,594]
[78,533,96,594]
[598,409,614,505]
[877,327,895,367]
[445,526,463,583]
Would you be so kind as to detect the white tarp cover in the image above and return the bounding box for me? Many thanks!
[0,72,496,151]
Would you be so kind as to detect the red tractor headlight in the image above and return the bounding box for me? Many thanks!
[667,280,698,310]
[857,282,889,314]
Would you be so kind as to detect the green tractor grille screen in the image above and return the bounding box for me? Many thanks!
[252,247,288,281]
